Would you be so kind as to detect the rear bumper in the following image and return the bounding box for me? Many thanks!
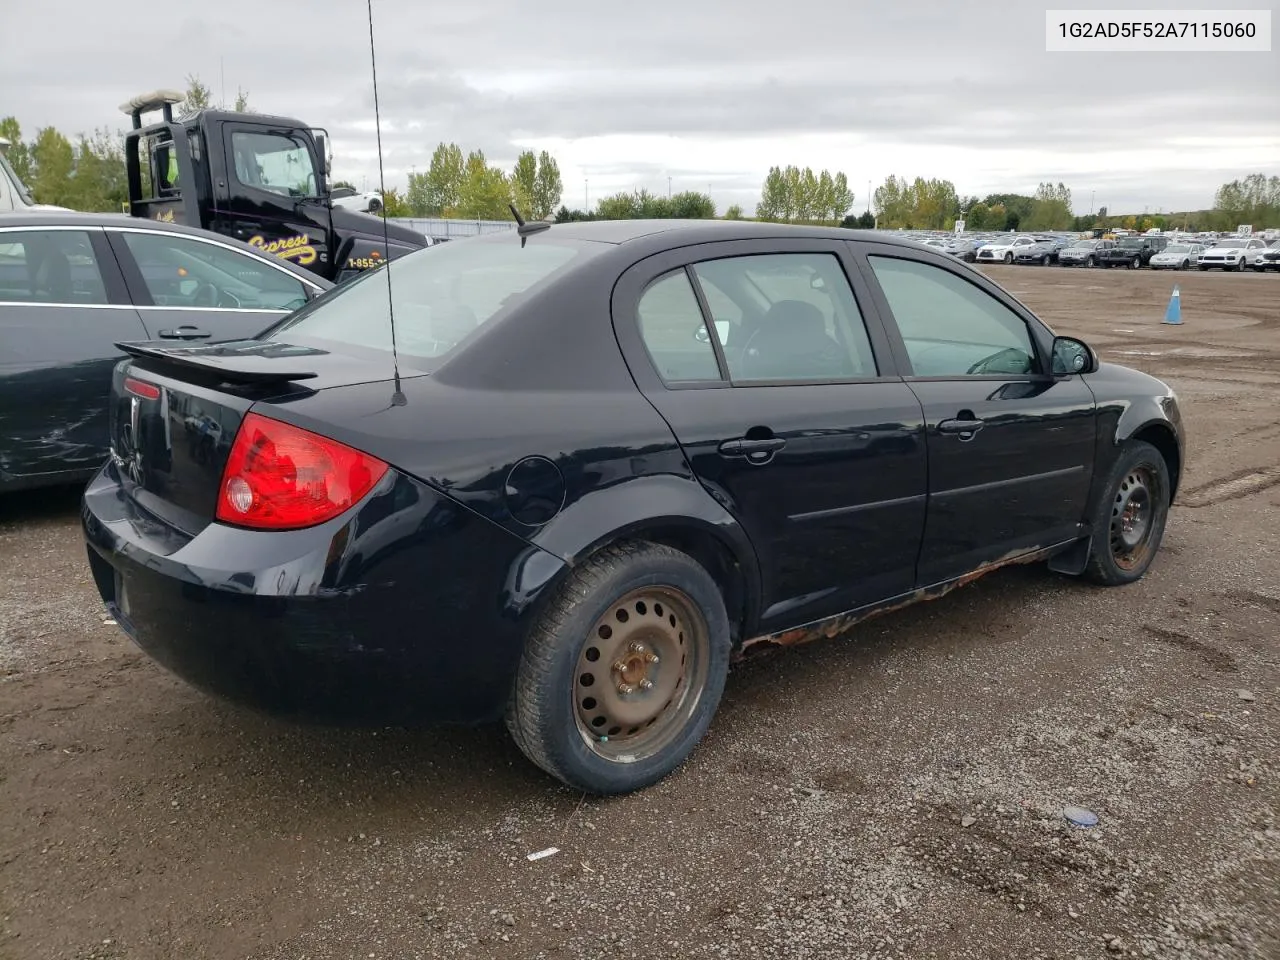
[82,462,564,724]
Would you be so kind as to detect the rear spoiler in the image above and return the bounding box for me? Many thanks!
[114,339,322,385]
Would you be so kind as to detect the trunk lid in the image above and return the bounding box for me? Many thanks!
[109,339,405,537]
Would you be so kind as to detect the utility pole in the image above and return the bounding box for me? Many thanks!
[867,180,871,213]
[668,176,671,199]
[584,179,588,212]
[1090,190,1095,216]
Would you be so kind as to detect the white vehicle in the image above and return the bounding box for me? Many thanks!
[0,138,71,213]
[975,234,1037,264]
[330,189,385,214]
[1149,242,1205,270]
[1198,236,1269,272]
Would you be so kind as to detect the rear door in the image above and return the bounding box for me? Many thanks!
[105,227,319,343]
[613,239,928,633]
[854,243,1096,587]
[0,225,146,483]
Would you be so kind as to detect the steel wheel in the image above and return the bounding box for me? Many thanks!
[573,585,710,762]
[1109,466,1161,571]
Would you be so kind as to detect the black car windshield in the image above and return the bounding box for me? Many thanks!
[268,235,598,371]
[1118,239,1144,249]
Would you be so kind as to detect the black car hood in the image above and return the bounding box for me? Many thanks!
[330,205,427,248]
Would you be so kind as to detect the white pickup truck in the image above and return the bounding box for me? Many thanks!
[0,137,71,212]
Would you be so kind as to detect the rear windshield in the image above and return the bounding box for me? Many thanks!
[267,236,596,371]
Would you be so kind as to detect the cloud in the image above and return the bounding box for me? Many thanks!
[2,0,1276,214]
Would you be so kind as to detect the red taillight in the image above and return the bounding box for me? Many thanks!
[124,376,161,400]
[215,413,388,530]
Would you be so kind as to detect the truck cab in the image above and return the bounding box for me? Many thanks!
[120,91,427,283]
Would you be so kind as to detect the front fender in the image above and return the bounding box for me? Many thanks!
[1089,364,1185,501]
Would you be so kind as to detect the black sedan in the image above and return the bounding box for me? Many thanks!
[81,220,1184,795]
[0,212,330,491]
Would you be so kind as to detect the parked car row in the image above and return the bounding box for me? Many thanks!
[910,231,1280,273]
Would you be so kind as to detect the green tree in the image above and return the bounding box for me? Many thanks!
[1213,173,1280,229]
[874,175,911,227]
[511,150,537,214]
[409,142,466,216]
[456,149,515,219]
[830,173,855,222]
[596,191,641,219]
[756,166,786,221]
[966,202,991,230]
[1025,182,1073,231]
[233,88,252,113]
[531,151,563,220]
[0,117,33,187]
[987,203,1008,230]
[854,210,875,229]
[723,204,744,220]
[178,74,214,118]
[378,187,411,218]
[67,129,127,211]
[29,127,75,206]
[983,192,1033,230]
[668,191,716,219]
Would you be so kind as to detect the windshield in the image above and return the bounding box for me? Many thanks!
[1214,238,1247,248]
[1070,239,1098,248]
[268,236,598,371]
[1118,239,1144,249]
[1165,244,1191,253]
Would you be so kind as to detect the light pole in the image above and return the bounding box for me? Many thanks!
[584,179,588,212]
[668,176,672,199]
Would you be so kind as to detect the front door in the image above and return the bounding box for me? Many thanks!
[213,123,332,277]
[857,246,1097,587]
[106,227,317,345]
[614,241,928,633]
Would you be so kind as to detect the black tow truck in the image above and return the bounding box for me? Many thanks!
[121,90,428,283]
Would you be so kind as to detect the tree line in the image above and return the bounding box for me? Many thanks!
[3,71,1273,232]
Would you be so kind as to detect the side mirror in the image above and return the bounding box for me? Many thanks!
[330,185,356,199]
[314,134,331,175]
[1052,336,1096,375]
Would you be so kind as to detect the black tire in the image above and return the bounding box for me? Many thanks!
[1083,441,1172,586]
[1199,265,1209,271]
[1085,255,1095,267]
[1003,252,1013,264]
[505,541,731,794]
[1041,254,1051,266]
[1130,256,1141,269]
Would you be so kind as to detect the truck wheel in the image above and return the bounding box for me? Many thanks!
[505,541,731,794]
[1083,441,1171,586]
[1130,256,1141,269]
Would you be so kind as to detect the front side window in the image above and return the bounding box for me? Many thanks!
[0,230,108,305]
[692,253,878,382]
[230,131,319,198]
[120,231,308,311]
[867,256,1037,377]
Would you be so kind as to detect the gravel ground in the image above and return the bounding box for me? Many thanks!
[1,266,1277,960]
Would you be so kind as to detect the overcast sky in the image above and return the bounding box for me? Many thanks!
[3,0,1277,216]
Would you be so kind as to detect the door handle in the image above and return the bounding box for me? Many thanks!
[938,417,985,438]
[158,326,212,340]
[719,436,786,460]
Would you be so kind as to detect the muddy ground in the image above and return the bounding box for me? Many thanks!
[1,265,1277,960]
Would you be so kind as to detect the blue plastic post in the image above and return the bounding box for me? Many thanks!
[1163,285,1182,324]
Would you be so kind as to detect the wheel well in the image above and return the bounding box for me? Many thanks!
[1132,423,1181,496]
[616,526,751,646]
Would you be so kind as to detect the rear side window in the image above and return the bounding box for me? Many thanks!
[0,230,108,305]
[119,231,309,311]
[636,270,722,382]
[271,237,592,370]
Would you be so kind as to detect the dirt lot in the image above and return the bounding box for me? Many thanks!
[1,266,1277,960]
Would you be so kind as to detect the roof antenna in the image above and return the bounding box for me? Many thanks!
[366,0,405,406]
[509,202,551,248]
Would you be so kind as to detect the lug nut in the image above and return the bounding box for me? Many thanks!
[645,652,660,664]
[613,660,628,673]
[617,683,635,695]
[639,679,654,691]
[630,642,647,655]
